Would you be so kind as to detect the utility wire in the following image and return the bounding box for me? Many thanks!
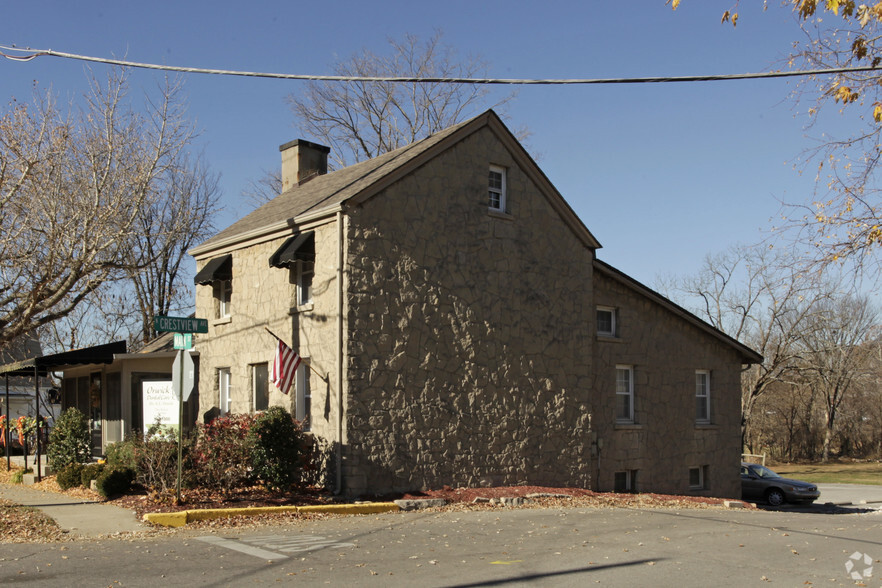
[2,44,881,85]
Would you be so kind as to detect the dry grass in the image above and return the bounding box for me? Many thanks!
[770,460,882,485]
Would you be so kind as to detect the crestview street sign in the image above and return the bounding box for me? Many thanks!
[154,315,208,334]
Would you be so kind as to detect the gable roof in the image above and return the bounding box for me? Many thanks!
[191,110,601,257]
[593,259,763,365]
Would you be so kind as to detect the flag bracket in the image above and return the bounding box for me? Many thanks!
[264,327,329,382]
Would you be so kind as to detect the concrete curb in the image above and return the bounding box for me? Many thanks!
[143,502,401,527]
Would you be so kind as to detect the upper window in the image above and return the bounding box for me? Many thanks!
[695,370,710,424]
[616,365,634,423]
[296,359,312,431]
[218,368,232,416]
[194,254,233,319]
[298,260,314,306]
[597,306,616,337]
[217,279,232,318]
[488,165,507,211]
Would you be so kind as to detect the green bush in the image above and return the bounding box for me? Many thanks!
[248,406,307,492]
[56,463,85,490]
[105,440,138,471]
[47,408,91,470]
[80,463,105,488]
[95,467,135,499]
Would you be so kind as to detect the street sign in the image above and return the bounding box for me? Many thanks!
[172,350,195,402]
[154,315,208,334]
[173,333,193,350]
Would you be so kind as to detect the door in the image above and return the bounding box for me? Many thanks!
[89,372,102,455]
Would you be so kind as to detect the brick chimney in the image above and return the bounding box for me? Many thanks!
[279,139,331,191]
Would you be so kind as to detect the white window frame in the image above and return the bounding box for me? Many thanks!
[695,370,710,424]
[488,165,507,211]
[614,470,637,493]
[597,306,617,337]
[218,279,232,318]
[297,260,314,307]
[252,363,269,412]
[218,368,232,416]
[689,465,706,490]
[615,365,634,424]
[295,359,311,431]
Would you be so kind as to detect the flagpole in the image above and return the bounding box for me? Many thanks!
[264,327,328,382]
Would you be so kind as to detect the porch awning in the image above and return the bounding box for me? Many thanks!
[0,340,127,377]
[269,232,314,268]
[194,254,232,285]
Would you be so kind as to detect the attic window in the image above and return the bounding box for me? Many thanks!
[488,165,506,211]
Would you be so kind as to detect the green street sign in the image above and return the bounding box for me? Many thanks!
[173,333,193,350]
[154,315,208,334]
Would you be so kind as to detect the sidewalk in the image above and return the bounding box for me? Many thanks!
[0,482,147,538]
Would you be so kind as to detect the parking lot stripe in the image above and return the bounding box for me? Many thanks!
[196,536,288,561]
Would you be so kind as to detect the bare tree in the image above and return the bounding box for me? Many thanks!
[0,69,201,351]
[286,31,518,170]
[128,151,220,344]
[665,244,830,449]
[798,294,879,462]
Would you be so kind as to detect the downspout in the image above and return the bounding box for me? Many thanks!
[335,209,344,494]
[34,366,41,482]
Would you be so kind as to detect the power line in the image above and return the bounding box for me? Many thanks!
[2,44,881,85]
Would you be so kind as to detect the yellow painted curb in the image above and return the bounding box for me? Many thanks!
[142,511,189,527]
[143,502,400,527]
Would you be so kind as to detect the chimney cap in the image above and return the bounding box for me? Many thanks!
[279,138,331,153]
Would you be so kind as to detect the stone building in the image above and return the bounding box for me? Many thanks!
[190,110,761,498]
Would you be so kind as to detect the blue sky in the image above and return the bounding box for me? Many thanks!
[1,1,830,288]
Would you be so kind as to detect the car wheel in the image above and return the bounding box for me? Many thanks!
[766,489,785,507]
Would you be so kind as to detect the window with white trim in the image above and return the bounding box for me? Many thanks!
[252,363,269,412]
[689,465,708,490]
[216,279,232,318]
[597,306,617,337]
[695,370,710,424]
[218,368,232,416]
[297,260,314,306]
[614,470,638,493]
[296,359,311,431]
[488,165,507,211]
[616,365,634,423]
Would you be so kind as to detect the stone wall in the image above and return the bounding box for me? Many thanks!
[592,270,743,498]
[342,126,596,496]
[193,221,341,445]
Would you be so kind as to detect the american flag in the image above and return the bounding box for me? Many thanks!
[271,339,301,395]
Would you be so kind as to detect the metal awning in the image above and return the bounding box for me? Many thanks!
[194,254,232,285]
[0,340,127,377]
[269,232,314,268]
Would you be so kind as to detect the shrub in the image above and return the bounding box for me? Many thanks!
[105,440,138,471]
[190,413,256,495]
[248,406,307,492]
[56,463,85,490]
[80,463,105,489]
[10,468,31,484]
[47,408,91,470]
[95,467,135,499]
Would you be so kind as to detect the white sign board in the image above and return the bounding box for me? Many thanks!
[142,380,179,432]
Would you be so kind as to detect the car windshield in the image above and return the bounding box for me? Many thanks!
[750,465,781,479]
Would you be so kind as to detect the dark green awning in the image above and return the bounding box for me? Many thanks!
[269,232,314,269]
[194,254,232,285]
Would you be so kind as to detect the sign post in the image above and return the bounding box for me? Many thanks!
[154,315,205,503]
